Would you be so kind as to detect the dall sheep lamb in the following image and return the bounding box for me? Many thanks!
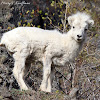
[0,12,94,92]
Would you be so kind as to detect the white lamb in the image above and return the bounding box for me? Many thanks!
[0,12,94,92]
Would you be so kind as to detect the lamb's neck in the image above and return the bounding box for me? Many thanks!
[63,30,83,52]
[62,30,75,44]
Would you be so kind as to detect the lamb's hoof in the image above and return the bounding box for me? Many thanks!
[40,86,51,93]
[46,87,51,93]
[40,85,46,91]
[45,89,51,93]
[40,89,51,93]
[21,86,28,91]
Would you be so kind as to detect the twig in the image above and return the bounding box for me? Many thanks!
[63,77,68,94]
[46,16,63,33]
[62,1,69,33]
[77,86,99,98]
[55,69,71,83]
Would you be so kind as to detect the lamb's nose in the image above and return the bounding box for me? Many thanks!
[77,35,82,38]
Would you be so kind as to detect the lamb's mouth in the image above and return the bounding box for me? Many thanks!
[77,39,82,42]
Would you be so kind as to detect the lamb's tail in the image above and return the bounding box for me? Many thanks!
[0,37,5,47]
[0,43,4,47]
[0,43,2,46]
[0,43,3,46]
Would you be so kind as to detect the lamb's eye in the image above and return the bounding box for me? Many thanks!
[73,26,75,28]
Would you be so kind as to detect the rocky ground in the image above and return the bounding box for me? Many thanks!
[0,0,100,100]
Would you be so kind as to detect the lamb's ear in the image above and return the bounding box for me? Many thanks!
[87,19,94,26]
[68,16,74,26]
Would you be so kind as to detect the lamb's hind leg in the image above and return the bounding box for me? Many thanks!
[13,53,28,90]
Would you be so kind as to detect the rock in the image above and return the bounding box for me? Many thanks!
[96,76,100,82]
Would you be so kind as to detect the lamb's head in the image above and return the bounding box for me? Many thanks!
[68,12,94,43]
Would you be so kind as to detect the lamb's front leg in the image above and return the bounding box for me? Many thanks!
[47,67,55,92]
[40,55,52,92]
